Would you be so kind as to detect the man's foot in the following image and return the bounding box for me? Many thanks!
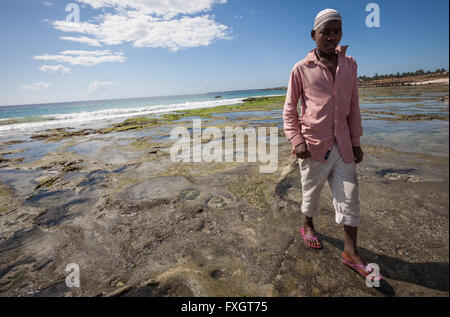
[342,250,366,267]
[300,223,322,249]
[341,250,382,281]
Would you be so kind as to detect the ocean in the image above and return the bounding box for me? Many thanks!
[0,89,286,139]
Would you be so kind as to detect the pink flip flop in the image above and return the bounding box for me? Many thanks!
[342,257,383,281]
[300,227,323,249]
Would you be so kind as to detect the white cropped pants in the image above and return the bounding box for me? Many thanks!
[298,144,361,227]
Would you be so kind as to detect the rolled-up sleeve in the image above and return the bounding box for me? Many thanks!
[283,65,304,154]
[347,59,363,147]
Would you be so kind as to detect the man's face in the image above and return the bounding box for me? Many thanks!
[311,20,342,54]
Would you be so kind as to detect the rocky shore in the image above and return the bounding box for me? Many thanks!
[0,84,448,297]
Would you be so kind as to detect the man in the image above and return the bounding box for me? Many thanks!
[282,8,381,281]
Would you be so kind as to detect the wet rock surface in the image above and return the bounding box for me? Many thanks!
[0,137,447,297]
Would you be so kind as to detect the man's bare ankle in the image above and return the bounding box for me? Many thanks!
[303,219,315,230]
[343,249,359,258]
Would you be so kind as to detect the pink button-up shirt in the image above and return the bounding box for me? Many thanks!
[282,45,363,163]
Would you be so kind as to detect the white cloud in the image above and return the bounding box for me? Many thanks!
[22,82,52,91]
[102,13,230,50]
[42,1,53,6]
[33,50,126,67]
[50,0,231,52]
[76,0,227,18]
[88,80,117,92]
[39,65,71,75]
[60,36,101,47]
[60,50,115,56]
[52,21,100,35]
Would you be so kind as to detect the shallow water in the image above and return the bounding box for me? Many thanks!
[211,110,277,119]
[65,139,115,156]
[361,100,448,116]
[78,170,109,188]
[361,120,449,157]
[248,118,282,125]
[24,188,94,226]
[173,116,213,123]
[0,168,44,196]
[1,139,69,164]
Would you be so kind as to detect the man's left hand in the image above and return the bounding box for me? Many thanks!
[353,146,363,164]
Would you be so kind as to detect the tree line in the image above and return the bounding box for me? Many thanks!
[358,68,448,82]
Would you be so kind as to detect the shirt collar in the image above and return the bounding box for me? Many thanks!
[304,45,349,64]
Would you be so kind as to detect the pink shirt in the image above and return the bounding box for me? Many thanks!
[282,45,363,163]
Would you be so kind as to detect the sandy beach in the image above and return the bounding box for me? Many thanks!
[0,83,448,297]
[410,78,450,85]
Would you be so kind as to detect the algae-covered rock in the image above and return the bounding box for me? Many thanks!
[0,184,14,197]
[121,117,158,126]
[31,128,95,142]
[34,176,59,190]
[98,117,160,134]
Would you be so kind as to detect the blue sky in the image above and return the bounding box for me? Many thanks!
[0,0,448,106]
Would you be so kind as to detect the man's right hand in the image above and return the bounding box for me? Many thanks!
[295,142,311,159]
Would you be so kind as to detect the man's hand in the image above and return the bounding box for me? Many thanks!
[295,142,311,159]
[353,146,363,164]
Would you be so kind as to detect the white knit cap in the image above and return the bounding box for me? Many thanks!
[313,8,342,30]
